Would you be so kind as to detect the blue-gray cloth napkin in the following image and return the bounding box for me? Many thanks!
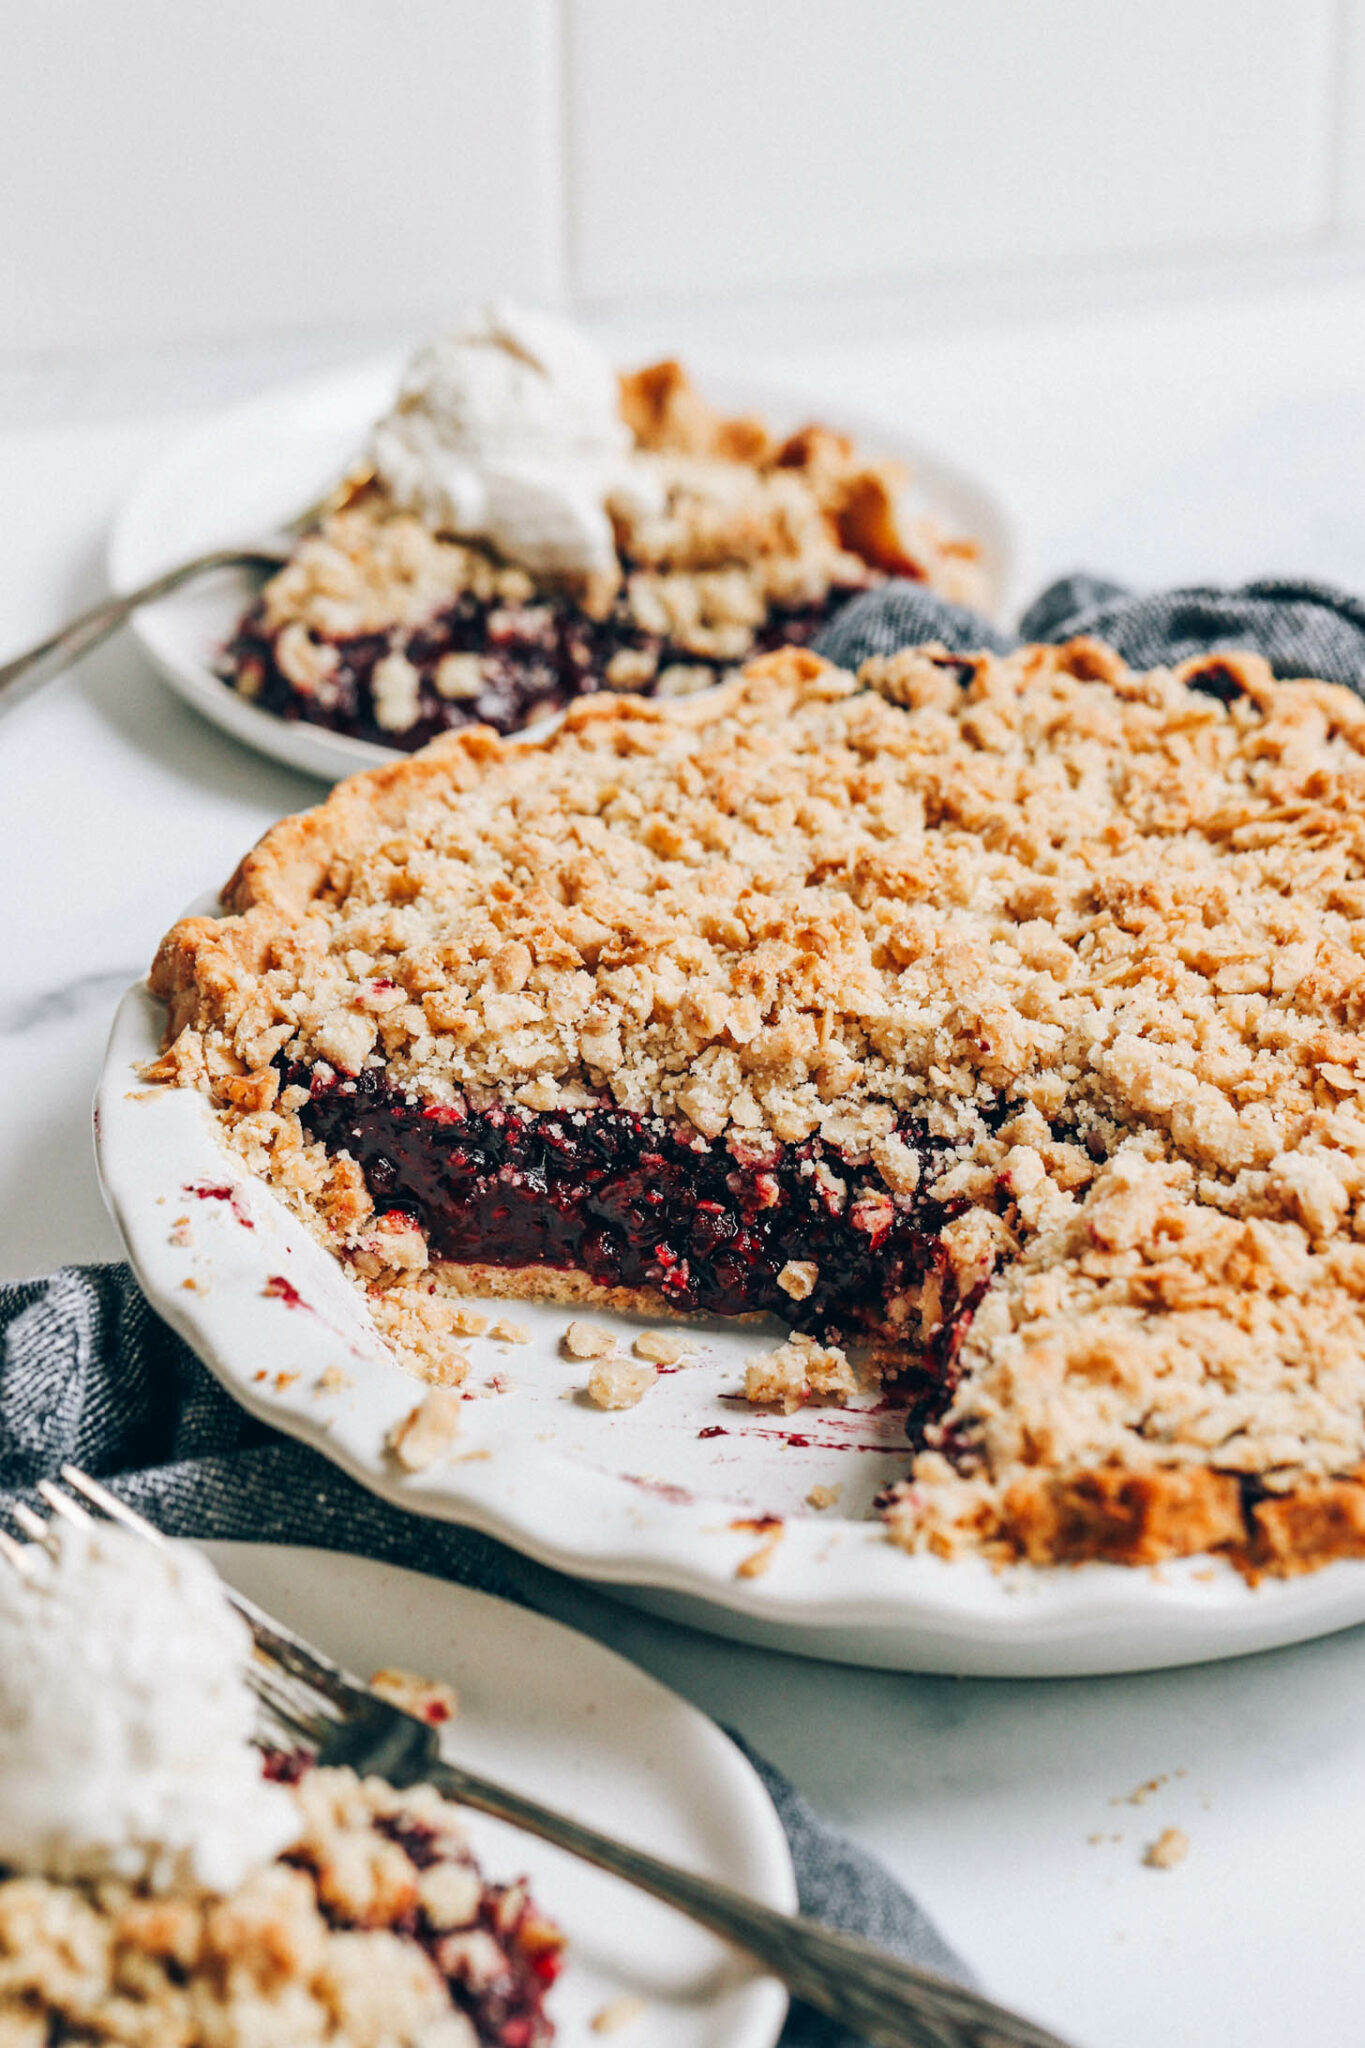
[8,572,1361,2041]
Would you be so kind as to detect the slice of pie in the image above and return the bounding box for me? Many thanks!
[1,1760,563,2047]
[223,351,986,749]
[149,639,1365,1574]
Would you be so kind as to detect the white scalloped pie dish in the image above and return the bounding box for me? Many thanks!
[97,972,1365,1676]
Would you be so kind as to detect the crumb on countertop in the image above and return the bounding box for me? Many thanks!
[1144,1827,1189,1870]
[1113,1775,1169,1807]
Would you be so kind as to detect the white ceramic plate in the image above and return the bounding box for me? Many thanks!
[98,976,1365,1676]
[108,355,1019,784]
[201,1540,794,2048]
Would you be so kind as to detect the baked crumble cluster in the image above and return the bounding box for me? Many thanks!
[223,358,986,748]
[150,637,1365,1574]
[0,1765,563,2048]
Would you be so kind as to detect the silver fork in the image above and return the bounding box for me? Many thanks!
[0,1469,1076,2048]
[0,467,372,718]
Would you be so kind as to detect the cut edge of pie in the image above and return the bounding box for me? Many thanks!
[147,639,1365,1578]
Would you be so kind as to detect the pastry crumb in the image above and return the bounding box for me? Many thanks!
[776,1259,819,1301]
[733,1515,785,1578]
[370,1666,458,1725]
[634,1328,690,1365]
[745,1332,855,1414]
[448,1305,490,1336]
[1143,1827,1189,1870]
[806,1483,842,1511]
[315,1364,353,1394]
[488,1317,530,1344]
[388,1387,462,1471]
[591,1995,648,2034]
[587,1356,656,1409]
[564,1319,615,1359]
[1113,1775,1168,1807]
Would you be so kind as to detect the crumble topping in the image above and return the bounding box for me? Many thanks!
[0,1767,561,2048]
[149,636,1365,1569]
[236,359,985,741]
[745,1333,857,1414]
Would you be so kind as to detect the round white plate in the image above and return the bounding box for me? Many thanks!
[201,1541,794,2048]
[108,355,1019,784]
[99,977,1365,1676]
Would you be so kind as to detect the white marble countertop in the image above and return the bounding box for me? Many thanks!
[6,271,1365,2048]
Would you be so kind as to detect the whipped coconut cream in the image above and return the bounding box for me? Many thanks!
[369,302,661,580]
[0,1524,299,1893]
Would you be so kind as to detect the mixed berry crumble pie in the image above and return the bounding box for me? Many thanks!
[149,638,1365,1574]
[0,1763,563,2048]
[221,308,986,749]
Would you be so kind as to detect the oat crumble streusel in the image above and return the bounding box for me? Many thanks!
[148,637,1365,1573]
[224,358,986,750]
[0,1766,562,2048]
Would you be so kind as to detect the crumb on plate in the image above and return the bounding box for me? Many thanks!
[634,1329,690,1366]
[744,1332,856,1414]
[564,1319,615,1360]
[388,1387,463,1471]
[370,1666,459,1725]
[587,1357,656,1409]
[591,1995,648,2034]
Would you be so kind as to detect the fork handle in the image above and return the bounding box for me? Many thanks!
[428,1759,1070,2048]
[0,547,275,715]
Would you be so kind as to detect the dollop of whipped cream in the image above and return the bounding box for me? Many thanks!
[369,302,660,580]
[0,1524,299,1893]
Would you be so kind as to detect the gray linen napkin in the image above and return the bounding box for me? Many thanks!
[0,1263,968,2043]
[814,570,1365,689]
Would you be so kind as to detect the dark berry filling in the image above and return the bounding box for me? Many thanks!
[293,1065,986,1410]
[277,1760,561,2047]
[223,576,867,749]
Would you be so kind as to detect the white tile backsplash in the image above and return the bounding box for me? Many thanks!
[565,0,1335,303]
[0,0,563,354]
[0,0,1354,357]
